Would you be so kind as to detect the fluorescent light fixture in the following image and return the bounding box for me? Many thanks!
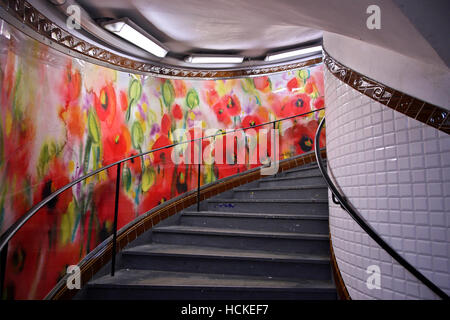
[49,0,66,4]
[103,18,168,58]
[264,45,323,62]
[185,55,244,64]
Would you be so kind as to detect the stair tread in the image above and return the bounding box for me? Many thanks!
[281,165,326,174]
[208,198,328,203]
[89,269,335,290]
[85,161,337,298]
[124,243,330,262]
[182,211,328,220]
[262,174,324,182]
[234,185,328,191]
[153,225,329,240]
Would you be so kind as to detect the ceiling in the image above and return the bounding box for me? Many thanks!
[36,0,449,69]
[76,0,323,58]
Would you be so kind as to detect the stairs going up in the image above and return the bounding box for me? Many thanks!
[82,162,337,300]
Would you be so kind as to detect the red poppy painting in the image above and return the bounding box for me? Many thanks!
[0,21,325,300]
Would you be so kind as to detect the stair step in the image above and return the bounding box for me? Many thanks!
[82,161,337,299]
[259,174,326,187]
[207,198,328,215]
[121,244,331,280]
[235,185,326,191]
[282,164,323,174]
[181,211,329,234]
[233,186,328,200]
[85,269,337,300]
[152,225,329,254]
[280,167,325,178]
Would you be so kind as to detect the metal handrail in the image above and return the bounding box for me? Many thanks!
[0,107,324,297]
[314,117,449,300]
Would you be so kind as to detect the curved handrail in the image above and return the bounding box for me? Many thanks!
[314,117,449,300]
[0,107,324,278]
[0,108,321,252]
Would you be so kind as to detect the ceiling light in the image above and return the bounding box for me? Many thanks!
[48,0,66,4]
[103,18,168,58]
[185,55,244,64]
[264,45,322,62]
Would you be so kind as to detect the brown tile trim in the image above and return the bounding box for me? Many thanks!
[329,235,351,300]
[47,150,328,300]
[323,50,450,135]
[0,0,322,79]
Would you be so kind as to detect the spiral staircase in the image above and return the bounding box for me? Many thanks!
[78,162,337,300]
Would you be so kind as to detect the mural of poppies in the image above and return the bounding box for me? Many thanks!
[0,20,325,299]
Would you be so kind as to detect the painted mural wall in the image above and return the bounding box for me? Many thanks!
[0,19,325,299]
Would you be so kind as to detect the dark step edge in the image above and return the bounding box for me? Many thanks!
[152,227,329,240]
[207,199,328,204]
[122,247,330,264]
[182,211,329,220]
[88,270,336,290]
[122,251,330,264]
[281,165,326,174]
[87,283,337,292]
[234,185,328,191]
[261,174,324,182]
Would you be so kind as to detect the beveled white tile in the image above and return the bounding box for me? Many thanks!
[325,69,448,300]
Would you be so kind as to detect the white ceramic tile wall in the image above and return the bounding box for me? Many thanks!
[325,68,450,300]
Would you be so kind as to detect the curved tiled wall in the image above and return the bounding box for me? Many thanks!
[325,66,450,299]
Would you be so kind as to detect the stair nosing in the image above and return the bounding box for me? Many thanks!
[261,174,324,182]
[280,165,326,174]
[207,199,328,203]
[182,211,328,220]
[88,269,336,291]
[234,185,328,192]
[89,283,336,292]
[88,283,336,293]
[123,244,330,263]
[152,225,329,240]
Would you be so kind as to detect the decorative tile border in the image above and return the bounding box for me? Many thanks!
[323,50,450,134]
[47,150,327,300]
[0,0,322,79]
